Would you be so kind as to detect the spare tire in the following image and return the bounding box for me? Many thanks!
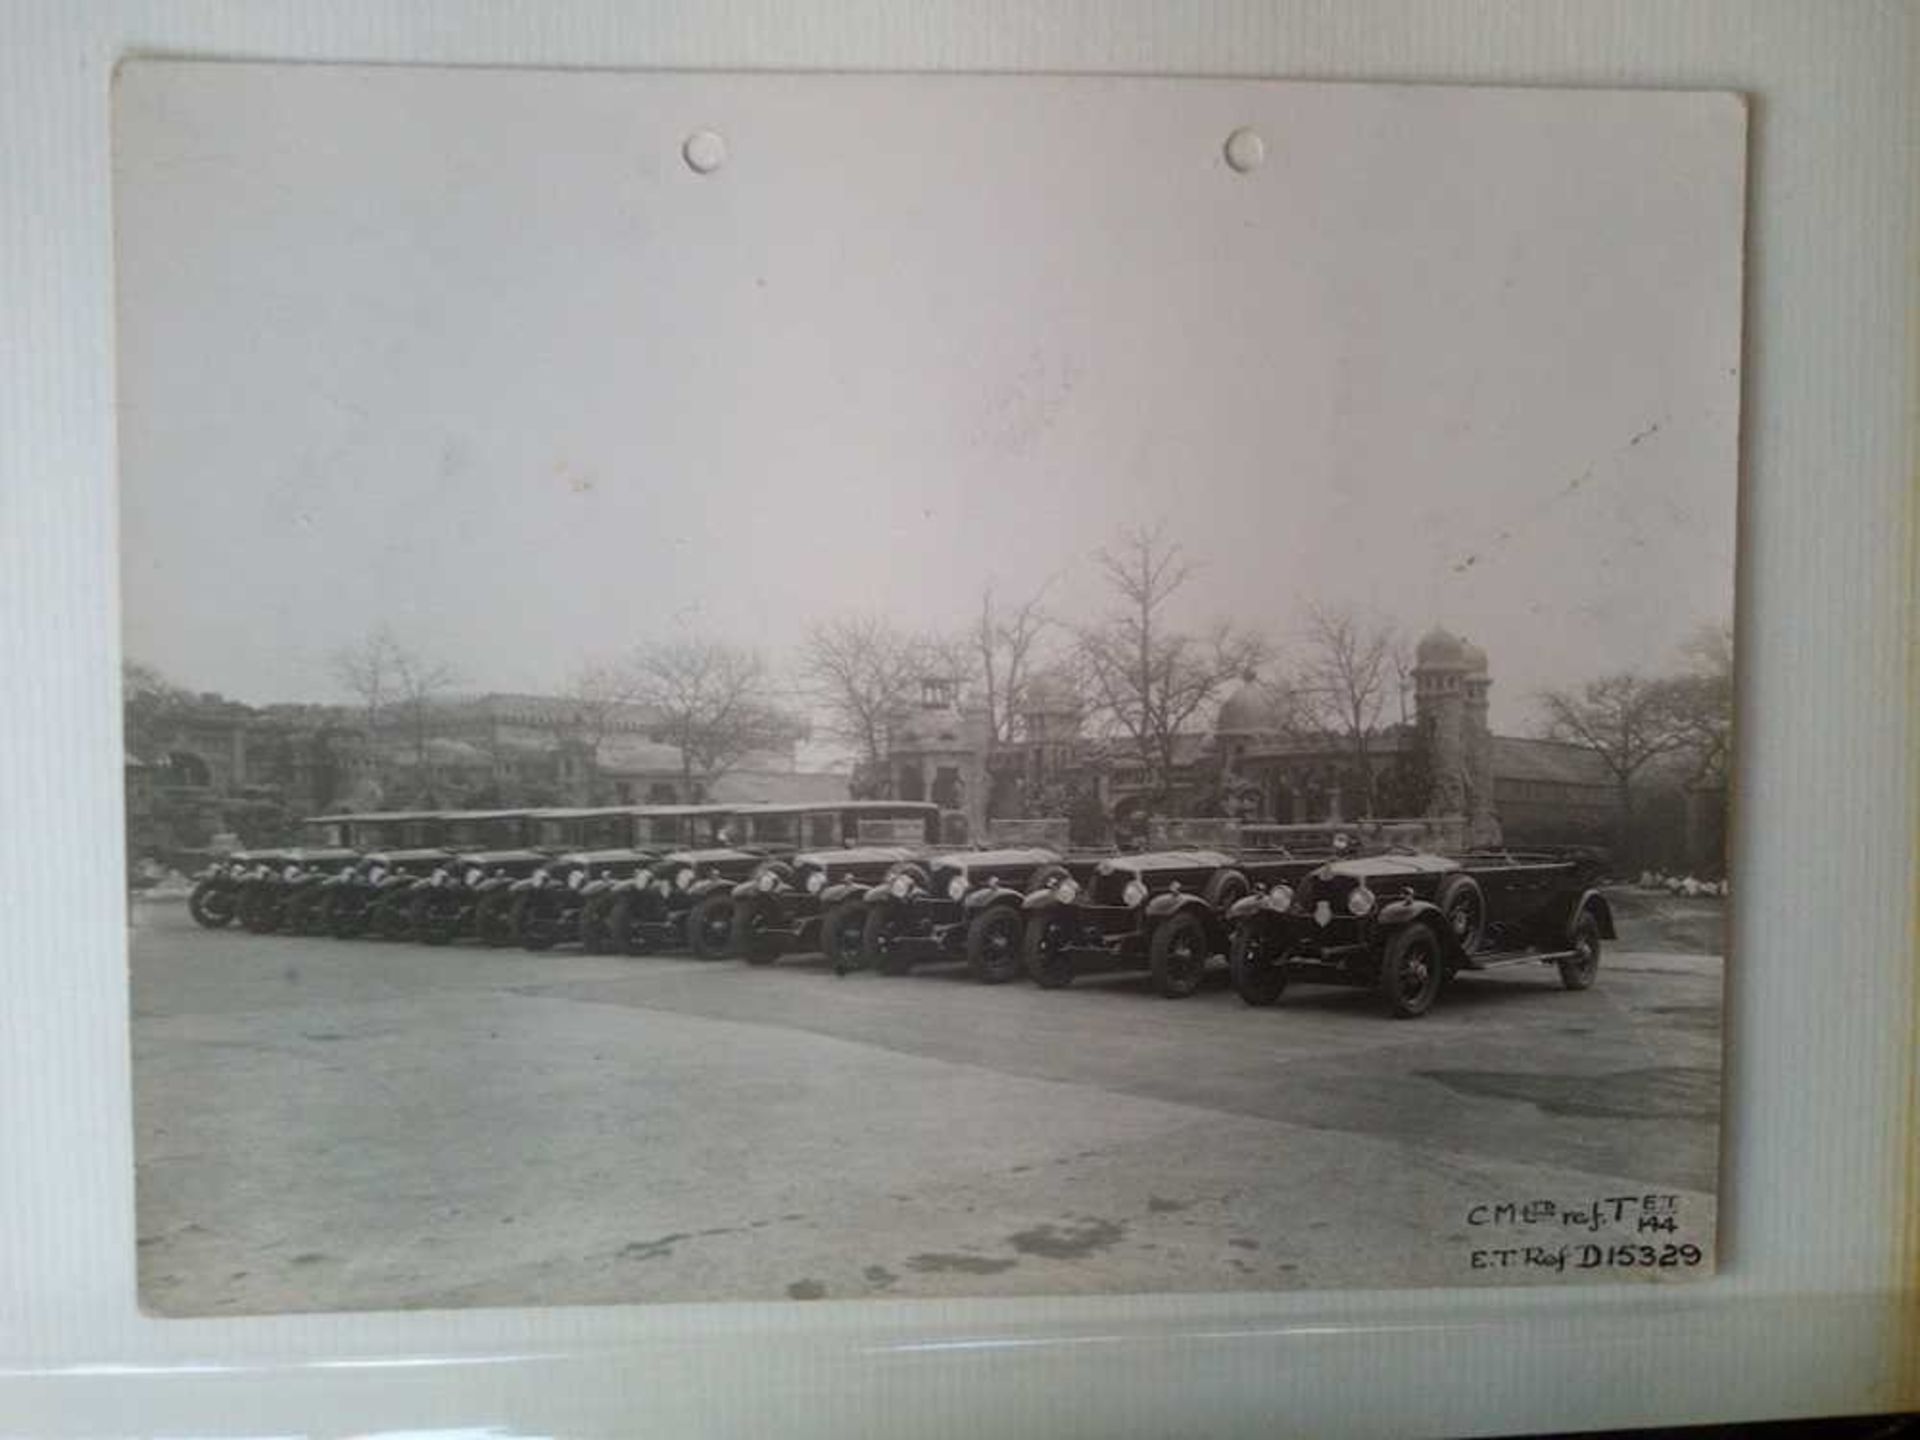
[1433,874,1486,953]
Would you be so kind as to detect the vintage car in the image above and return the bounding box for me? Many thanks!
[407,847,550,946]
[1223,848,1615,1018]
[186,848,290,929]
[605,802,943,958]
[1019,847,1338,998]
[320,847,452,939]
[512,847,658,951]
[232,847,361,934]
[854,848,1083,981]
[726,846,931,966]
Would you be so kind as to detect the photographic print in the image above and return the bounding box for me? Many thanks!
[115,62,1743,1313]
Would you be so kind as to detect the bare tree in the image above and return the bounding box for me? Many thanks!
[1537,672,1690,830]
[330,627,457,796]
[973,580,1056,746]
[1297,603,1403,815]
[1666,621,1735,789]
[627,639,803,792]
[547,660,635,758]
[329,626,405,740]
[1074,523,1267,807]
[800,614,939,783]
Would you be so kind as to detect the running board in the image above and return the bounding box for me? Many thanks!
[1463,948,1577,970]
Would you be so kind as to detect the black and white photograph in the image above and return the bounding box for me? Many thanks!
[115,61,1743,1314]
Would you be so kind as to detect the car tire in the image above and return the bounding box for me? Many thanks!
[1148,909,1211,999]
[238,888,281,935]
[964,905,1024,984]
[1228,921,1289,1006]
[1559,911,1602,990]
[862,906,911,976]
[412,892,456,946]
[188,880,235,929]
[609,891,656,958]
[688,893,735,959]
[732,898,781,965]
[1023,915,1076,989]
[328,891,370,940]
[1434,874,1487,954]
[372,890,415,941]
[474,890,517,948]
[516,892,556,952]
[1376,922,1445,1018]
[579,895,613,954]
[822,902,865,974]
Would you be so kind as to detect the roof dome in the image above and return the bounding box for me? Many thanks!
[1215,673,1286,737]
[1460,640,1489,675]
[1415,627,1468,669]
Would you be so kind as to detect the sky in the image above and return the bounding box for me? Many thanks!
[114,64,1744,738]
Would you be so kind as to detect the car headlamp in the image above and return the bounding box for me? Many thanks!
[805,871,826,895]
[1121,879,1148,907]
[757,869,780,893]
[532,868,549,886]
[1265,883,1295,912]
[1055,877,1081,904]
[368,865,387,884]
[655,877,673,897]
[1348,883,1377,917]
[465,867,482,887]
[283,864,301,881]
[568,868,586,890]
[339,864,356,878]
[946,875,968,901]
[674,867,694,892]
[888,872,915,900]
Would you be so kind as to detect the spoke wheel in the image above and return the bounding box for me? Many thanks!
[862,906,911,975]
[1148,910,1211,999]
[1023,916,1076,989]
[733,900,780,965]
[823,903,865,974]
[188,880,236,929]
[1228,922,1290,1007]
[1559,912,1602,991]
[1377,923,1445,1018]
[689,894,735,959]
[964,906,1024,984]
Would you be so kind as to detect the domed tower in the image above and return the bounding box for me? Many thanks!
[1459,640,1501,846]
[887,673,990,837]
[1214,671,1287,743]
[1413,627,1469,818]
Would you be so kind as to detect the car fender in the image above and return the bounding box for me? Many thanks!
[1571,889,1617,940]
[862,882,897,906]
[1145,891,1210,923]
[1226,893,1268,922]
[818,881,864,907]
[1374,897,1463,957]
[962,884,1024,913]
[729,879,759,901]
[1021,889,1069,914]
[580,878,613,897]
[686,876,732,900]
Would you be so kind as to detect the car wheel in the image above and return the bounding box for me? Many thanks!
[1148,909,1211,999]
[328,891,369,940]
[579,895,613,954]
[516,892,557,952]
[732,898,781,965]
[1559,911,1602,990]
[688,894,735,959]
[475,891,517,948]
[822,902,865,974]
[1228,921,1289,1006]
[1377,923,1445,1018]
[372,891,415,941]
[964,906,1024,984]
[862,906,911,975]
[188,880,235,929]
[1023,915,1075,989]
[412,892,455,946]
[609,891,656,958]
[1434,874,1486,954]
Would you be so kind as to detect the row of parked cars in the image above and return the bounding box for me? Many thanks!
[184,801,1617,1019]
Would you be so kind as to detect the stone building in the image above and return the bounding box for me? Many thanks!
[881,629,1625,855]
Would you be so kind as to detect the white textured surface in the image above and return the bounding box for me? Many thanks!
[1,3,1915,1435]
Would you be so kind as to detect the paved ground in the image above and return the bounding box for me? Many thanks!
[130,897,1723,1314]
